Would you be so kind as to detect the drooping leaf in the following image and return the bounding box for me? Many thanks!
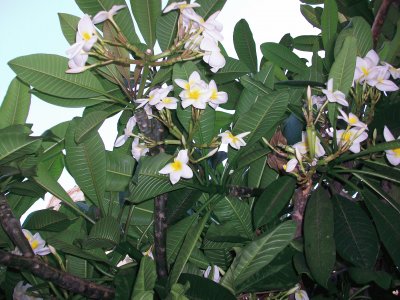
[233,19,257,73]
[131,0,161,48]
[221,221,296,293]
[260,42,308,75]
[0,78,31,130]
[253,176,296,228]
[333,195,379,269]
[8,54,111,99]
[304,187,335,288]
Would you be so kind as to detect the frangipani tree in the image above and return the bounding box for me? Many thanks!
[0,0,400,299]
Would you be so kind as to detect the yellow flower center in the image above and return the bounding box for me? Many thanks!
[393,148,400,157]
[163,97,172,104]
[82,32,92,41]
[188,89,201,101]
[348,115,358,124]
[31,240,39,250]
[283,164,287,170]
[342,132,352,142]
[171,160,183,171]
[184,82,190,90]
[228,132,238,143]
[361,67,369,76]
[210,89,218,100]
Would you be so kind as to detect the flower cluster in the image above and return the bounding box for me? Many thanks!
[163,1,226,72]
[65,6,126,73]
[354,49,399,92]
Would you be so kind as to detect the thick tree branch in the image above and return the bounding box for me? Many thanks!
[0,193,34,257]
[227,185,263,198]
[292,180,312,239]
[0,250,114,299]
[371,0,400,47]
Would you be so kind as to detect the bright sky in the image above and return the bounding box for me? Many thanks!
[0,0,319,212]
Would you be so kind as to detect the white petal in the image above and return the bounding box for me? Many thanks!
[159,163,173,174]
[169,171,182,185]
[386,152,400,166]
[176,149,189,164]
[285,158,298,172]
[114,135,128,147]
[384,126,395,142]
[66,41,85,59]
[365,49,380,66]
[181,164,193,179]
[92,11,108,24]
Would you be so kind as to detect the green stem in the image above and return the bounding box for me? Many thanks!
[137,66,150,98]
[333,167,400,184]
[122,204,135,241]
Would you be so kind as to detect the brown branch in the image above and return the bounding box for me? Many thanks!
[0,193,34,257]
[371,0,400,48]
[227,185,263,198]
[0,250,114,299]
[292,180,312,239]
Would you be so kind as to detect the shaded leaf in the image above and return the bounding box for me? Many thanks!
[131,0,161,48]
[233,19,257,73]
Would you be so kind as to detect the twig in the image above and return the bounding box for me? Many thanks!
[292,180,312,239]
[371,0,400,47]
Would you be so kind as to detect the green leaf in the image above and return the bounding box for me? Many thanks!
[239,75,271,96]
[195,106,216,144]
[233,90,289,147]
[23,210,73,232]
[105,151,135,192]
[363,190,400,267]
[85,216,121,249]
[195,0,227,19]
[333,195,379,269]
[167,216,197,264]
[8,54,110,99]
[129,153,186,203]
[328,36,357,96]
[169,210,211,287]
[293,35,323,52]
[0,78,30,130]
[156,10,179,51]
[221,221,296,293]
[362,159,400,182]
[65,120,106,210]
[233,19,257,73]
[212,57,250,84]
[260,42,308,75]
[167,189,204,225]
[321,0,338,64]
[304,187,335,288]
[348,267,392,290]
[131,0,161,48]
[58,13,80,45]
[31,90,105,108]
[253,176,296,228]
[75,0,140,45]
[300,5,321,28]
[178,274,236,300]
[0,133,41,165]
[66,255,90,278]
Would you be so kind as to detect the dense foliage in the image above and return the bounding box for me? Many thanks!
[0,0,400,299]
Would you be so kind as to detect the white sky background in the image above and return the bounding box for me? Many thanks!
[0,0,319,212]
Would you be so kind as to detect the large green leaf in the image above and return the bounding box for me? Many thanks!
[194,106,216,145]
[8,54,110,99]
[129,153,186,203]
[132,256,156,298]
[66,255,91,279]
[304,187,336,288]
[169,210,211,287]
[239,75,271,96]
[167,215,197,264]
[156,10,178,51]
[58,13,80,45]
[105,151,135,192]
[0,78,30,130]
[75,0,140,45]
[211,57,250,84]
[31,90,105,108]
[333,195,379,269]
[131,0,161,48]
[253,176,296,228]
[65,120,106,210]
[233,90,289,147]
[260,42,308,75]
[363,190,400,267]
[167,189,204,225]
[233,19,257,73]
[321,0,338,64]
[221,221,296,293]
[85,216,121,249]
[0,132,41,165]
[23,210,73,232]
[195,0,227,19]
[300,5,321,28]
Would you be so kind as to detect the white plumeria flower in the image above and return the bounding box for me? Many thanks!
[203,265,221,283]
[159,149,193,185]
[312,95,327,110]
[333,128,368,153]
[92,5,126,24]
[66,15,97,59]
[284,158,298,173]
[114,116,136,147]
[66,51,88,74]
[338,108,368,129]
[22,229,50,256]
[218,130,250,150]
[155,97,179,110]
[321,78,348,106]
[383,62,400,79]
[208,80,228,109]
[142,247,154,260]
[163,1,201,14]
[199,11,224,42]
[135,86,173,108]
[366,66,399,92]
[203,49,226,73]
[353,49,380,83]
[131,137,149,161]
[179,81,211,109]
[175,71,202,91]
[293,132,325,158]
[295,289,309,300]
[383,126,400,166]
[13,281,43,300]
[180,7,204,29]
